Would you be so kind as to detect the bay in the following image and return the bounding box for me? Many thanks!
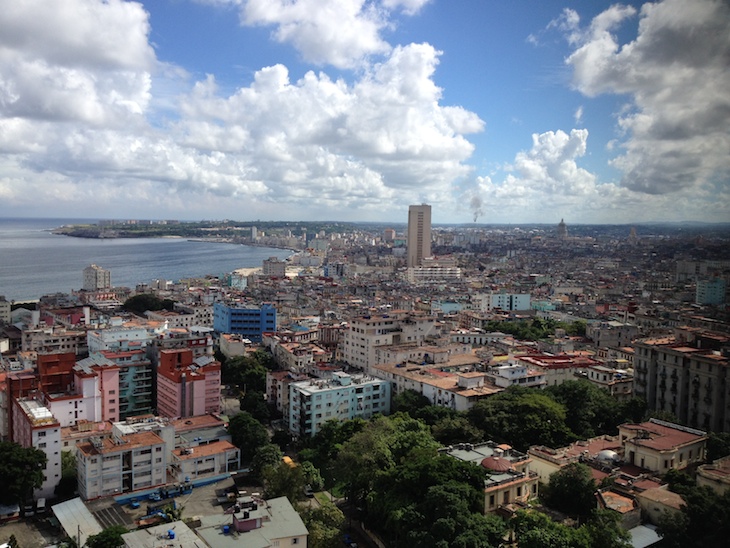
[0,218,291,301]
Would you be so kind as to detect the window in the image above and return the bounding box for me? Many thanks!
[292,538,299,545]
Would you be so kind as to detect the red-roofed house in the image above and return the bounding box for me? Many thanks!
[619,418,706,473]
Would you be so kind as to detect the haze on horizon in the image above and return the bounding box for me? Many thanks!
[0,0,727,225]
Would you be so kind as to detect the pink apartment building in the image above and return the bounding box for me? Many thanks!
[156,349,221,419]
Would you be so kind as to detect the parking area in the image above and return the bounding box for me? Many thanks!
[0,518,59,548]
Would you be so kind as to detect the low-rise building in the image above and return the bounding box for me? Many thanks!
[196,496,308,547]
[696,455,730,495]
[76,431,167,500]
[443,442,539,514]
[486,363,546,389]
[169,440,240,482]
[619,419,707,473]
[635,487,684,526]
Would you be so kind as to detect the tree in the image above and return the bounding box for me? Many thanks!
[239,390,271,422]
[583,509,631,548]
[707,431,730,461]
[251,444,283,480]
[431,415,483,445]
[262,461,306,502]
[0,441,47,506]
[299,502,345,548]
[122,294,174,315]
[541,463,597,521]
[392,389,431,416]
[223,355,270,392]
[228,412,269,462]
[658,485,730,548]
[300,460,324,491]
[335,414,438,505]
[466,386,575,451]
[55,450,77,500]
[545,380,621,438]
[513,510,590,548]
[85,525,128,548]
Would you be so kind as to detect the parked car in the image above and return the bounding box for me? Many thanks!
[22,502,35,518]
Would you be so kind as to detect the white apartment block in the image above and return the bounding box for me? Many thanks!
[474,292,531,312]
[175,303,214,327]
[83,264,111,291]
[289,372,391,437]
[0,295,10,324]
[145,309,196,329]
[169,440,240,482]
[87,327,151,353]
[22,327,88,354]
[76,431,167,500]
[372,362,501,412]
[405,264,462,285]
[12,398,62,499]
[486,363,547,389]
[341,311,438,371]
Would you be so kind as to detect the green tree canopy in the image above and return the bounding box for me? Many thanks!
[658,485,730,548]
[228,412,269,462]
[85,525,128,548]
[299,502,345,548]
[250,443,283,480]
[513,510,591,548]
[707,431,730,461]
[431,415,483,445]
[222,353,273,392]
[545,380,622,438]
[239,390,271,422]
[541,463,597,521]
[466,386,575,451]
[122,294,174,315]
[0,441,47,505]
[335,414,439,505]
[261,461,306,502]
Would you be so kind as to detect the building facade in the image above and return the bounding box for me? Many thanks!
[633,334,730,432]
[288,372,391,437]
[407,204,431,268]
[83,264,111,291]
[213,302,277,343]
[341,311,438,371]
[156,349,221,419]
[76,431,167,500]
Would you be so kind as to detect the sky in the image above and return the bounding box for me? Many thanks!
[0,0,728,225]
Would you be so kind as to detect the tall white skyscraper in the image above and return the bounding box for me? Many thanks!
[407,204,431,268]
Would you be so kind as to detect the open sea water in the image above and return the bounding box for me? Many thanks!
[0,218,292,301]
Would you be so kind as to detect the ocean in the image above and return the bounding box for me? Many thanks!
[0,218,292,301]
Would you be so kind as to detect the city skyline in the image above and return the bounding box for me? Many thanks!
[0,0,728,224]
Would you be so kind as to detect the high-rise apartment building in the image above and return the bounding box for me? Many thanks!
[633,331,730,432]
[83,264,111,291]
[407,204,431,268]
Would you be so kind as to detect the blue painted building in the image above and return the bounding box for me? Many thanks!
[213,302,277,342]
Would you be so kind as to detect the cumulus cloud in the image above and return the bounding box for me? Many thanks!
[174,43,482,211]
[0,1,480,221]
[562,0,730,195]
[470,126,730,224]
[0,0,154,126]
[237,0,430,69]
